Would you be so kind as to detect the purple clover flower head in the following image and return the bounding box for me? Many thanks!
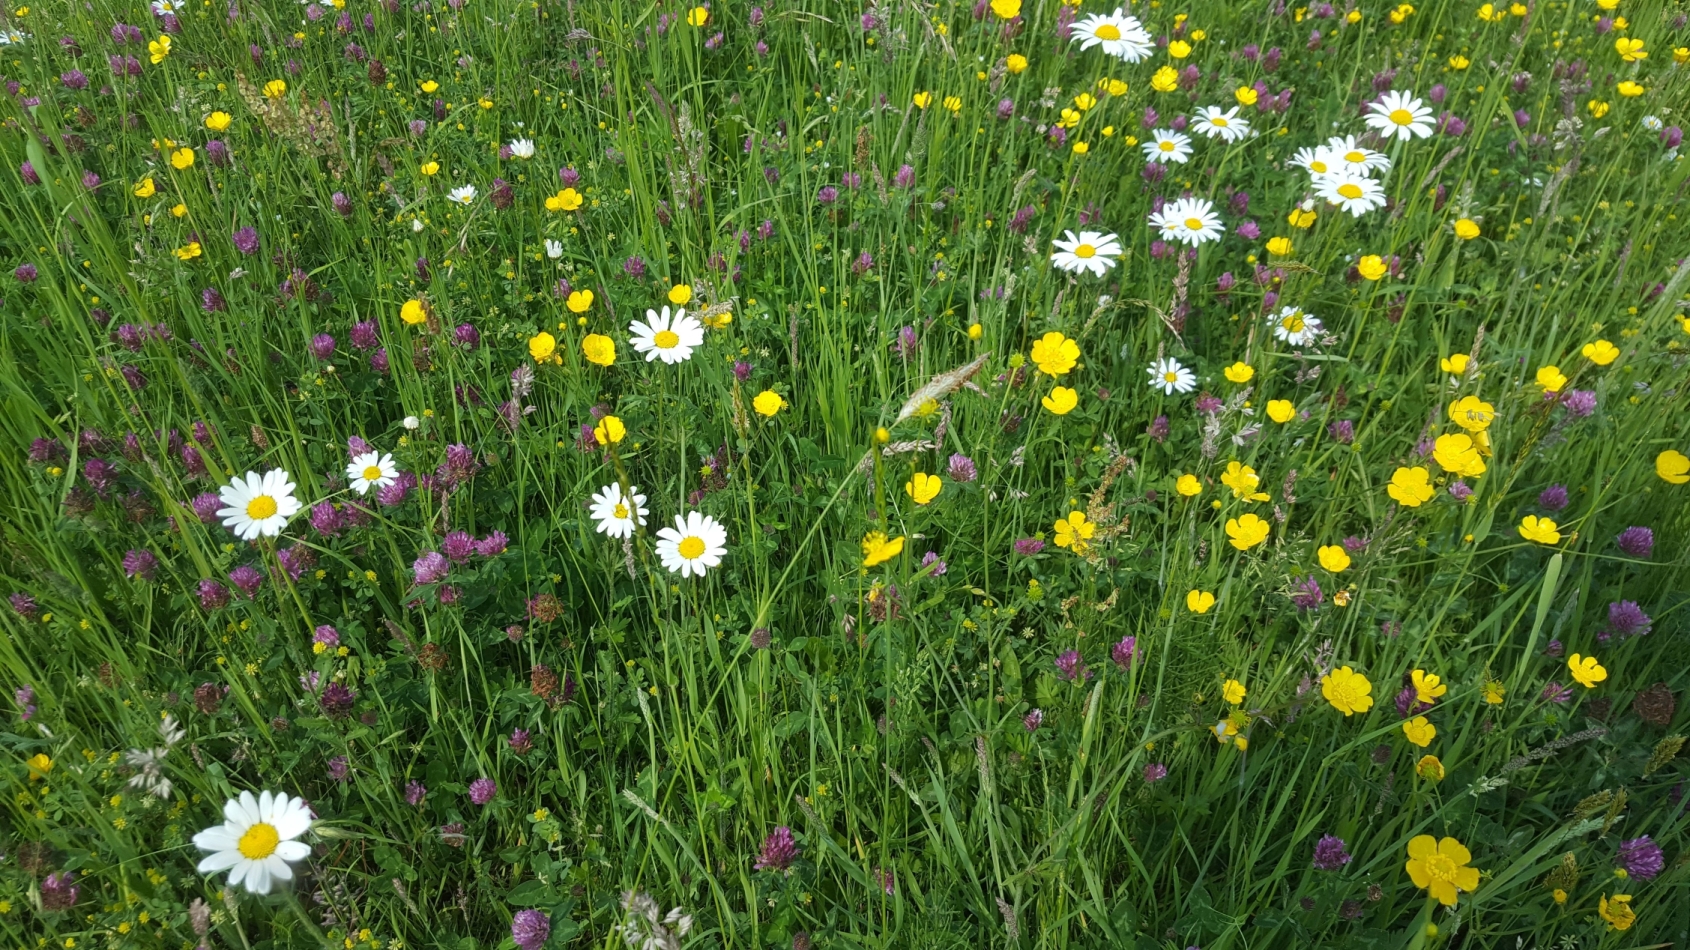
[1662,126,1684,149]
[755,826,800,871]
[9,594,38,620]
[14,683,36,720]
[558,166,581,187]
[123,548,159,581]
[231,227,259,255]
[197,578,229,609]
[453,324,480,348]
[320,682,356,719]
[919,551,947,576]
[201,286,227,312]
[1055,649,1088,682]
[20,160,40,185]
[313,625,340,649]
[476,531,509,557]
[996,97,1015,120]
[508,728,533,755]
[228,565,263,598]
[309,501,343,537]
[1111,635,1138,671]
[332,191,353,217]
[1604,600,1651,640]
[1237,219,1261,240]
[191,492,222,524]
[1448,480,1473,502]
[1312,834,1352,871]
[40,872,79,911]
[467,777,497,805]
[310,333,336,360]
[1023,708,1043,731]
[1143,763,1168,783]
[1328,419,1354,443]
[27,437,65,464]
[1395,687,1429,719]
[1147,415,1170,442]
[1538,484,1568,511]
[350,320,379,349]
[1560,389,1596,417]
[412,551,450,585]
[370,348,391,374]
[893,164,915,188]
[1616,836,1665,881]
[14,263,38,283]
[1616,526,1654,558]
[947,453,977,483]
[1195,393,1224,414]
[511,910,550,950]
[404,780,427,806]
[1541,681,1572,704]
[1014,538,1045,556]
[206,140,230,166]
[441,530,477,562]
[327,756,351,782]
[1291,576,1323,611]
[817,185,839,205]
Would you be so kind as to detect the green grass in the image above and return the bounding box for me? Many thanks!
[1,0,1689,946]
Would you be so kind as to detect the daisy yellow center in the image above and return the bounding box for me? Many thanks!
[1158,140,1175,151]
[653,329,680,349]
[677,536,706,559]
[1184,217,1204,231]
[1344,150,1366,162]
[1283,314,1306,333]
[1073,244,1096,258]
[1388,108,1414,125]
[245,495,278,520]
[1337,183,1364,199]
[1211,116,1229,127]
[613,502,629,518]
[1163,371,1179,383]
[1310,160,1328,173]
[1095,23,1121,39]
[237,821,279,859]
[362,465,384,481]
[1421,853,1458,881]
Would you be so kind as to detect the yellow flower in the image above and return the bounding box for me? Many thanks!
[1287,207,1317,228]
[1617,80,1644,97]
[169,147,195,170]
[1453,218,1480,240]
[1411,669,1447,704]
[752,390,785,417]
[1265,236,1292,256]
[1657,449,1690,484]
[25,753,52,779]
[1223,362,1254,383]
[686,5,708,26]
[1581,339,1619,365]
[904,472,942,505]
[1678,47,1690,65]
[1041,386,1078,415]
[560,291,594,316]
[173,242,202,261]
[1568,653,1607,688]
[1150,66,1178,92]
[1402,716,1436,748]
[528,332,557,362]
[1588,99,1611,118]
[1534,365,1567,392]
[546,188,582,212]
[1167,39,1191,58]
[420,161,440,176]
[1447,395,1495,431]
[861,531,904,568]
[133,178,156,198]
[667,283,693,306]
[1224,513,1270,550]
[1186,589,1215,613]
[1321,666,1374,715]
[1235,85,1259,106]
[1448,55,1470,69]
[1071,141,1089,155]
[1222,679,1246,705]
[1220,461,1268,501]
[1614,37,1647,62]
[967,323,983,340]
[593,415,626,445]
[1416,755,1445,781]
[1266,399,1295,423]
[1053,511,1095,552]
[1105,79,1127,96]
[912,91,933,110]
[1175,473,1201,497]
[1357,255,1388,280]
[1405,836,1480,906]
[171,203,187,218]
[205,111,231,131]
[1317,544,1351,573]
[581,333,615,366]
[1599,894,1635,931]
[989,0,1021,17]
[400,299,428,325]
[1440,353,1470,374]
[942,95,963,113]
[1518,515,1561,545]
[1432,433,1486,478]
[147,35,171,63]
[1030,331,1080,376]
[263,79,287,99]
[1005,54,1028,73]
[1482,680,1506,704]
[420,80,439,93]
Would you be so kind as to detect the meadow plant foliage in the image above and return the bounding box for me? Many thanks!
[4,0,1690,943]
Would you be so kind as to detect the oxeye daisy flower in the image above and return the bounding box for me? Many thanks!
[1323,135,1391,174]
[1049,230,1122,277]
[1146,357,1196,395]
[1313,171,1387,216]
[1268,305,1323,346]
[1148,197,1224,246]
[192,790,312,894]
[589,483,648,539]
[1192,106,1251,142]
[1070,9,1153,62]
[1365,90,1435,140]
[1289,146,1341,178]
[1141,129,1193,163]
[655,512,728,578]
[346,451,398,495]
[508,138,535,158]
[216,470,302,540]
[446,185,477,205]
[629,307,705,364]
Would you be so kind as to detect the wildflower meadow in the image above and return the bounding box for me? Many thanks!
[3,0,1690,945]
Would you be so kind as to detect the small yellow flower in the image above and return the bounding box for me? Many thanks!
[1235,85,1258,106]
[171,203,187,218]
[1568,653,1607,688]
[1223,362,1254,383]
[1357,254,1388,280]
[1224,513,1270,550]
[1265,236,1292,256]
[861,531,904,568]
[1453,218,1480,240]
[133,178,156,198]
[147,35,171,63]
[528,332,557,362]
[169,147,195,170]
[1406,836,1480,906]
[420,80,439,93]
[1599,894,1635,931]
[752,390,785,417]
[668,283,693,305]
[686,5,708,26]
[1317,544,1351,573]
[593,415,626,445]
[263,79,287,99]
[205,111,231,131]
[1581,339,1619,365]
[420,161,440,176]
[1402,716,1436,747]
[581,333,615,366]
[1005,54,1028,74]
[1518,515,1561,545]
[942,95,962,114]
[400,298,428,325]
[1186,589,1215,613]
[1175,473,1201,497]
[1052,511,1094,552]
[904,472,942,505]
[1029,331,1080,377]
[1151,66,1178,92]
[1535,365,1567,392]
[1287,207,1317,228]
[1265,399,1295,423]
[1588,99,1611,118]
[1222,679,1246,705]
[1071,141,1089,154]
[1411,669,1447,704]
[1321,666,1374,715]
[1167,39,1191,58]
[1449,55,1470,69]
[1440,353,1470,374]
[912,91,933,109]
[1657,449,1690,484]
[1416,754,1445,781]
[25,753,52,779]
[173,242,202,261]
[1482,680,1506,704]
[546,188,582,212]
[1447,395,1495,431]
[1105,79,1127,96]
[967,323,983,340]
[1041,386,1078,415]
[1220,461,1269,501]
[989,0,1021,19]
[1614,37,1647,62]
[1432,433,1486,478]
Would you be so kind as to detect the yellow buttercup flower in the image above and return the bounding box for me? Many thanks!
[205,111,231,131]
[173,242,202,261]
[990,0,1021,19]
[668,284,692,305]
[147,35,171,63]
[912,91,933,109]
[1150,66,1178,92]
[1599,894,1635,931]
[1386,466,1435,507]
[1235,85,1258,106]
[1406,836,1480,906]
[1317,545,1351,573]
[567,290,594,313]
[1041,386,1078,415]
[1223,362,1254,384]
[1287,207,1317,228]
[752,390,785,417]
[1588,99,1611,118]
[1220,462,1269,501]
[1535,365,1567,392]
[1416,755,1445,781]
[1053,511,1094,552]
[1448,55,1470,69]
[169,147,195,170]
[861,531,904,568]
[1186,589,1215,613]
[400,299,428,325]
[420,80,439,93]
[1402,716,1436,748]
[581,334,615,366]
[1321,666,1373,715]
[1482,680,1506,704]
[1222,679,1246,705]
[25,753,52,779]
[1581,339,1619,365]
[1518,515,1560,545]
[528,332,557,363]
[1224,513,1270,550]
[942,95,962,114]
[593,415,626,445]
[1617,80,1644,97]
[1447,395,1495,432]
[1440,353,1470,374]
[263,79,287,99]
[420,161,440,177]
[904,472,942,505]
[1030,332,1080,376]
[686,5,708,25]
[1453,218,1480,240]
[1412,669,1447,704]
[1568,653,1607,688]
[1005,54,1028,74]
[1167,39,1191,58]
[1265,236,1292,256]
[1432,433,1485,478]
[1175,473,1201,497]
[1657,449,1690,484]
[1266,400,1295,423]
[133,178,156,198]
[1357,255,1388,281]
[546,188,582,212]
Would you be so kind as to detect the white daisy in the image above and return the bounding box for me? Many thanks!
[192,790,313,895]
[150,0,178,13]
[544,239,563,259]
[1641,115,1663,132]
[589,483,649,539]
[629,307,705,364]
[508,138,535,158]
[1142,129,1193,164]
[447,185,477,205]
[216,469,302,540]
[654,512,728,578]
[1364,90,1435,141]
[346,451,399,495]
[1269,305,1324,346]
[1323,135,1391,174]
[1147,197,1225,247]
[1049,230,1122,277]
[1314,171,1387,216]
[1147,358,1196,395]
[1288,146,1342,178]
[1070,10,1153,62]
[0,29,28,45]
[1192,106,1251,143]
